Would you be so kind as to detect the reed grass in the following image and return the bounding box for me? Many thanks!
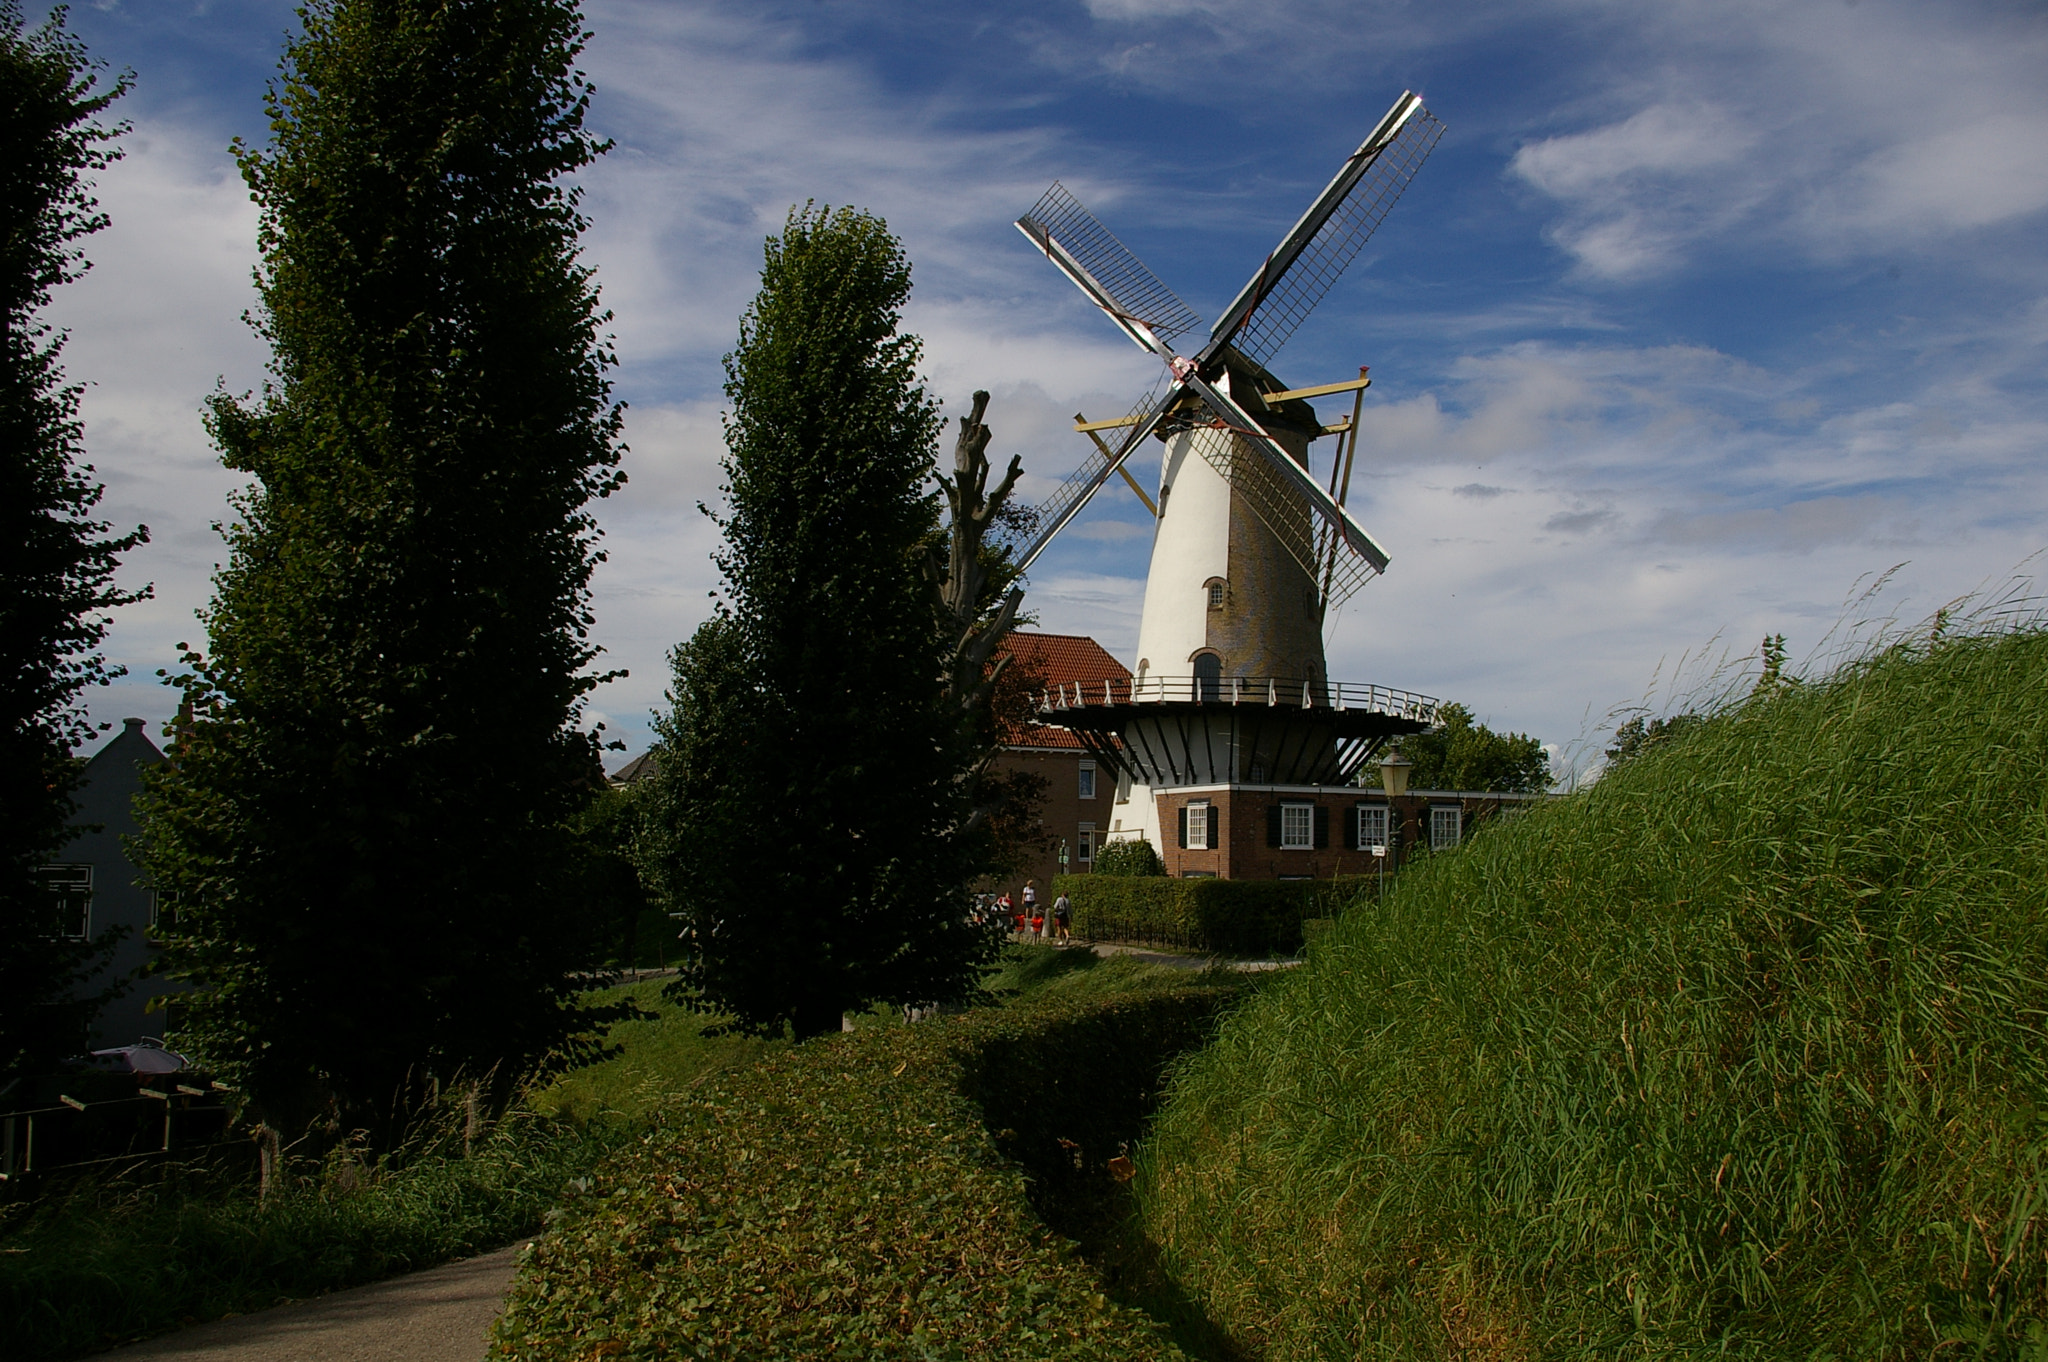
[1138,615,2048,1358]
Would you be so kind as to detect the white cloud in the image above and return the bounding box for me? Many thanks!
[1506,0,2048,278]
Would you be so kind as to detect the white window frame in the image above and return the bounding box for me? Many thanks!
[38,864,92,939]
[1430,805,1462,851]
[1356,804,1389,852]
[1078,822,1096,863]
[1280,802,1314,851]
[1078,759,1097,800]
[1185,801,1212,851]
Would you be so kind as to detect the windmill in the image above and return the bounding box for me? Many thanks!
[1013,91,1448,872]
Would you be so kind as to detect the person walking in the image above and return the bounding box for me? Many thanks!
[1052,890,1073,945]
[1021,880,1039,938]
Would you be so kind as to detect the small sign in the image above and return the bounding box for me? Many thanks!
[1370,845,1387,858]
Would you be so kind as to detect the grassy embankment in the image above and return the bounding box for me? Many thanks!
[489,948,1250,1360]
[1139,621,2048,1357]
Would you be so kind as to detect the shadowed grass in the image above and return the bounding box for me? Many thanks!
[526,977,780,1121]
[1139,619,2048,1358]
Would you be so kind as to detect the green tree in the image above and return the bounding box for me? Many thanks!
[642,205,994,1040]
[1372,702,1551,794]
[0,3,144,1081]
[140,0,627,1131]
[1605,712,1706,767]
[1092,837,1163,878]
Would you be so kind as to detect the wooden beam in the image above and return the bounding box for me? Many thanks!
[1073,413,1144,433]
[1319,417,1353,436]
[1261,375,1372,404]
[1078,417,1159,516]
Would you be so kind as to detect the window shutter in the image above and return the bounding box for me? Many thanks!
[1351,803,1364,849]
[1315,805,1330,849]
[1178,805,1189,849]
[1266,804,1282,847]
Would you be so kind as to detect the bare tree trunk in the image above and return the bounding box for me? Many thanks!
[933,391,1025,760]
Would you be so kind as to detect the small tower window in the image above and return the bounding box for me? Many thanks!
[1206,579,1226,609]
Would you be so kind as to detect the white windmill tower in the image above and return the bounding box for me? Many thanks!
[1010,91,1447,871]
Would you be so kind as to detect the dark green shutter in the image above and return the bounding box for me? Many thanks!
[1314,805,1330,849]
[1178,805,1189,849]
[1266,804,1282,847]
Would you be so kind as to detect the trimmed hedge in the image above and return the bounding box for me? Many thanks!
[489,983,1241,1360]
[1056,874,1368,957]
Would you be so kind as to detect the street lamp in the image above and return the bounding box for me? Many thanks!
[1379,745,1413,798]
[1377,745,1412,890]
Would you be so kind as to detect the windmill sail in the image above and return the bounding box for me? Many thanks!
[1017,183,1205,356]
[1010,379,1174,575]
[1202,93,1445,370]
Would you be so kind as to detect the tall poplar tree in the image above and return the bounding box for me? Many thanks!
[642,206,994,1040]
[142,0,626,1128]
[0,3,144,1081]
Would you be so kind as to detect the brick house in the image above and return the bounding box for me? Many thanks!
[1153,784,1544,879]
[987,632,1130,904]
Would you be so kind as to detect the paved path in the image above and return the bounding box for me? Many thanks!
[101,1241,526,1362]
[1084,940,1299,971]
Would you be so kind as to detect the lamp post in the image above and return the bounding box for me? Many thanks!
[1379,745,1412,884]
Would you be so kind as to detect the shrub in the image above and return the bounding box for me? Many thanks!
[490,983,1243,1360]
[1056,874,1368,957]
[1092,837,1163,877]
[1138,622,2048,1358]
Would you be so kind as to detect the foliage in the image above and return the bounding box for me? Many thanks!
[138,0,629,1132]
[567,785,674,970]
[1055,873,1364,957]
[641,205,996,1040]
[526,977,781,1123]
[1364,700,1550,793]
[0,1085,626,1362]
[1092,836,1164,878]
[1139,621,2048,1358]
[0,2,145,1081]
[1603,711,1705,766]
[490,982,1244,1361]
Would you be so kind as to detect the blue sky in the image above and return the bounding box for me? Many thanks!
[49,0,2048,779]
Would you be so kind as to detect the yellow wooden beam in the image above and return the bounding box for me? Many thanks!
[1073,413,1145,433]
[1319,417,1353,436]
[1261,375,1372,404]
[1078,416,1159,516]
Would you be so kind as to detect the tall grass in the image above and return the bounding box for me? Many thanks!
[1138,617,2048,1358]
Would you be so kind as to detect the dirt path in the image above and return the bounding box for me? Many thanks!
[99,1241,525,1362]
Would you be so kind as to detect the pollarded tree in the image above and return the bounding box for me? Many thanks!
[0,3,146,1081]
[644,205,996,1040]
[141,0,627,1131]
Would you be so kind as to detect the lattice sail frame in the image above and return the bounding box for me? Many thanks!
[1017,183,1204,348]
[1217,106,1446,370]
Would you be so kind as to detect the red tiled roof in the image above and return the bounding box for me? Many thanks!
[997,632,1129,751]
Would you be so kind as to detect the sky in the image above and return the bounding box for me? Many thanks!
[44,0,2048,782]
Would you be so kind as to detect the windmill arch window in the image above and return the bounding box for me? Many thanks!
[1204,578,1227,610]
[1192,651,1222,701]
